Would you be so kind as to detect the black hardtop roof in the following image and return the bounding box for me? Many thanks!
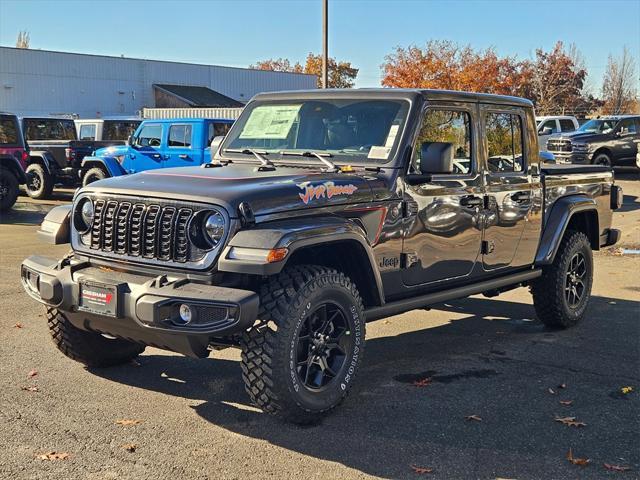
[253,88,534,108]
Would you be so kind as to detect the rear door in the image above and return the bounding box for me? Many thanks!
[481,105,541,270]
[401,102,484,286]
[126,123,164,173]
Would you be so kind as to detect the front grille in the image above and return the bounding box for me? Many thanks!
[547,139,572,153]
[88,199,196,263]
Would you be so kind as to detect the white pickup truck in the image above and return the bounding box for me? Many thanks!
[536,116,580,151]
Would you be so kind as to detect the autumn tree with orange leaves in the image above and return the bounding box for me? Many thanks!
[251,53,358,88]
[381,40,600,115]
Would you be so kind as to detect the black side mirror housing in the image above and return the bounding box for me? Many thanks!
[419,142,454,174]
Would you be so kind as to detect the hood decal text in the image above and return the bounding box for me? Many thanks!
[297,181,358,205]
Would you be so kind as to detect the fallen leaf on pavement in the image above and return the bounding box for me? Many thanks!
[566,448,590,466]
[465,415,482,422]
[412,378,432,387]
[410,464,433,474]
[21,386,39,392]
[548,388,556,395]
[14,323,23,328]
[27,369,38,378]
[559,400,573,406]
[36,451,70,461]
[121,443,137,453]
[621,386,634,394]
[604,463,631,472]
[115,419,142,426]
[555,416,586,427]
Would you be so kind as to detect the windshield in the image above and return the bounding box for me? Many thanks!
[24,119,76,141]
[222,98,410,164]
[577,119,617,134]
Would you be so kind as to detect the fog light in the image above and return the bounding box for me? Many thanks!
[178,304,193,324]
[23,268,40,294]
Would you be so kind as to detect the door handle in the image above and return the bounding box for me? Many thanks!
[460,195,483,208]
[178,154,189,159]
[511,192,530,203]
[152,154,161,159]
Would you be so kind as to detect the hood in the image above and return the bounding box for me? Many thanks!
[553,131,610,142]
[95,145,129,157]
[83,164,380,218]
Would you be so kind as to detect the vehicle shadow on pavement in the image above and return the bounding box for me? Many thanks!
[93,294,640,479]
[619,194,640,213]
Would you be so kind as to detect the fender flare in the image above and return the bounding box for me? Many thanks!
[28,151,55,175]
[535,195,598,265]
[0,155,27,183]
[81,155,126,177]
[218,216,385,305]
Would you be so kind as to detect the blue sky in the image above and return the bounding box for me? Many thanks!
[1,0,639,92]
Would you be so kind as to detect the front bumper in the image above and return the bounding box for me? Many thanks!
[548,151,591,164]
[20,256,259,358]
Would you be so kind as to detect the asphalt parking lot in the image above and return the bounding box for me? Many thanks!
[0,173,638,480]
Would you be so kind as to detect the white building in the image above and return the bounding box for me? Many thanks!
[0,46,317,118]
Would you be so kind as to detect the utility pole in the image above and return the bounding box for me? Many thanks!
[322,0,328,89]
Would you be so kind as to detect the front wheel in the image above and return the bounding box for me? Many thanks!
[531,230,593,328]
[240,265,365,424]
[593,152,611,167]
[82,167,107,186]
[47,308,145,367]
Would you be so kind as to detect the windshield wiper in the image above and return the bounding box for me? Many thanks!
[224,148,275,171]
[280,151,338,172]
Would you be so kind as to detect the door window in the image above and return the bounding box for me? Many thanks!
[539,119,557,134]
[79,124,97,140]
[559,119,576,132]
[0,118,19,145]
[135,125,162,147]
[486,113,524,173]
[208,122,232,145]
[618,119,637,135]
[411,109,473,175]
[168,125,192,147]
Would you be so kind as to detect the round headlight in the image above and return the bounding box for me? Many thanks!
[204,212,225,246]
[74,198,94,234]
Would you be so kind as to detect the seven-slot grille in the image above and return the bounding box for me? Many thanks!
[88,199,194,263]
[547,139,572,153]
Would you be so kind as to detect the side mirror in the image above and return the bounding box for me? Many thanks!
[540,127,553,136]
[209,135,225,162]
[419,142,453,174]
[127,135,135,147]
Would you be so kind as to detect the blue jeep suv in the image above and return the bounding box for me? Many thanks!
[81,118,233,185]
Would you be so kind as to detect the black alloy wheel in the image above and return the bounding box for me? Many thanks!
[296,301,353,391]
[564,252,587,308]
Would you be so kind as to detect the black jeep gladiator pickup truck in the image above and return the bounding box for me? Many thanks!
[22,117,129,199]
[21,89,622,423]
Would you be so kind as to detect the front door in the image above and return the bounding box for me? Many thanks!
[402,103,484,287]
[611,118,640,163]
[124,123,164,173]
[166,124,199,167]
[481,106,539,270]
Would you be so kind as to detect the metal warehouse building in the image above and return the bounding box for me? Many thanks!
[0,46,317,118]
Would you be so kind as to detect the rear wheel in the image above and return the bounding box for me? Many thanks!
[82,167,107,186]
[47,308,145,367]
[0,166,19,211]
[25,163,53,199]
[531,230,593,328]
[240,265,365,424]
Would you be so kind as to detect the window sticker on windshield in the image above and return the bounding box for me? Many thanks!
[239,104,302,139]
[368,146,392,160]
[384,124,399,148]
